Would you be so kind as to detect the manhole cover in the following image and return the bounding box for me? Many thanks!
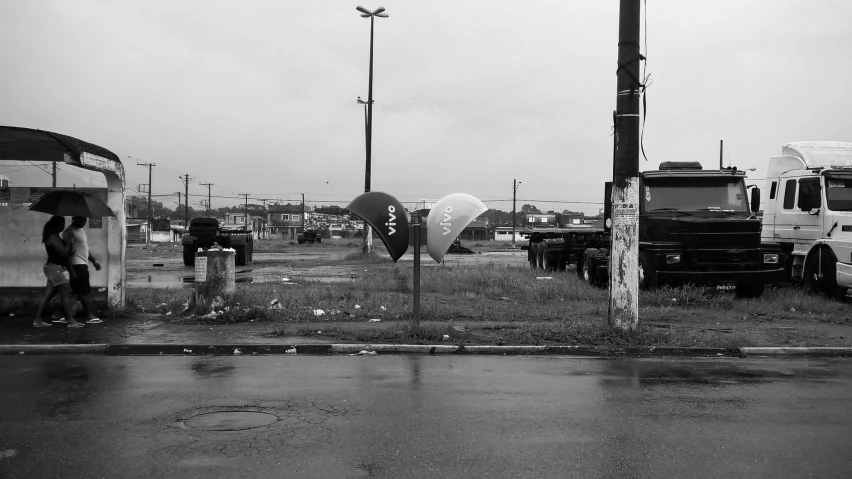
[184,411,279,431]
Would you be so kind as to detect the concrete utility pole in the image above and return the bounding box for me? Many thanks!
[512,179,521,247]
[301,193,306,233]
[200,183,213,214]
[181,174,190,228]
[137,162,155,245]
[52,161,56,187]
[609,0,642,331]
[719,140,724,169]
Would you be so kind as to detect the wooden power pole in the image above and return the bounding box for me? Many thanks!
[609,0,642,331]
[137,162,155,245]
[181,174,190,228]
[200,183,213,214]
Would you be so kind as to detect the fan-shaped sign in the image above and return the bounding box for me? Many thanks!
[426,193,487,263]
[346,192,409,262]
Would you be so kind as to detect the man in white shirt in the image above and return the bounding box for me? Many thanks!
[64,216,103,324]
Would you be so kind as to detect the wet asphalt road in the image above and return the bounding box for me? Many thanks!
[0,356,850,479]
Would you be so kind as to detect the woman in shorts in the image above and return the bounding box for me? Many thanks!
[32,216,84,328]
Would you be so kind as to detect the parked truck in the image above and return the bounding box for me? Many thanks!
[526,161,786,297]
[182,217,254,266]
[760,141,852,298]
[297,229,322,244]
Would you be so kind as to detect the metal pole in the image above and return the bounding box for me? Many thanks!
[720,140,724,170]
[512,179,517,247]
[609,0,641,331]
[362,15,376,255]
[183,174,189,228]
[413,216,421,328]
[52,161,56,187]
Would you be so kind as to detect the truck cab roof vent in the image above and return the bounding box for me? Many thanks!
[659,161,703,170]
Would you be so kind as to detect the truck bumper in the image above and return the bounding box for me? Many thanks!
[657,268,787,286]
[837,262,852,289]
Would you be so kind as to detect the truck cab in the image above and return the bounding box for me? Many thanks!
[635,161,784,296]
[760,141,852,297]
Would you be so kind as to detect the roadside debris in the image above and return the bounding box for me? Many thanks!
[233,348,242,355]
[535,277,552,280]
[313,309,325,317]
[380,306,386,311]
[453,326,466,332]
[183,348,193,353]
[285,348,297,354]
[442,334,450,340]
[354,304,361,309]
[368,318,381,322]
[350,350,377,356]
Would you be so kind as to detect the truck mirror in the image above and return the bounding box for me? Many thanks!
[750,187,760,213]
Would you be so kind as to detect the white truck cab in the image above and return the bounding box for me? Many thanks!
[760,141,852,297]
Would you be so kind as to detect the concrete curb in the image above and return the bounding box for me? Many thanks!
[0,344,109,355]
[1,343,850,357]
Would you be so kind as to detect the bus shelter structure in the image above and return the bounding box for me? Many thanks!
[0,126,126,310]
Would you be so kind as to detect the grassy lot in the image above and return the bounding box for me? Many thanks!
[126,241,852,348]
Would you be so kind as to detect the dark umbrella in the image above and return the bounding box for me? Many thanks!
[29,189,115,218]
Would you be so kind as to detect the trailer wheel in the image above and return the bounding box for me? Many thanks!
[543,250,558,272]
[576,249,586,278]
[638,253,658,290]
[183,245,196,266]
[804,248,844,299]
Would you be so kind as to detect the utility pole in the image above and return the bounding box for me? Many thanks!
[181,174,190,228]
[200,183,213,214]
[176,192,181,220]
[609,0,642,331]
[52,161,56,187]
[301,193,306,232]
[241,193,250,230]
[719,140,724,170]
[512,179,521,247]
[137,162,155,245]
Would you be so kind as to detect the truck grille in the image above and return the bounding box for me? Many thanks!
[687,249,759,270]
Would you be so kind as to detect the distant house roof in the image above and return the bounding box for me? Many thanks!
[268,204,308,214]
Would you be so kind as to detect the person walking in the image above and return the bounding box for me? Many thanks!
[32,216,84,328]
[63,216,103,324]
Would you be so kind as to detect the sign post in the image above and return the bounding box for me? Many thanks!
[411,213,421,328]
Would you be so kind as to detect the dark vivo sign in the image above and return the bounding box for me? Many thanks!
[347,192,410,262]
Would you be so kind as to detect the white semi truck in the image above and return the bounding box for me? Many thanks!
[760,141,852,298]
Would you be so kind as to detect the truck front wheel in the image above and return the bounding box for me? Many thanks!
[805,248,844,299]
[183,246,196,266]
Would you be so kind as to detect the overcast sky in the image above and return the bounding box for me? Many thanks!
[1,1,850,215]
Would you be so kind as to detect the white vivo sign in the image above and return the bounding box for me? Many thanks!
[426,193,487,263]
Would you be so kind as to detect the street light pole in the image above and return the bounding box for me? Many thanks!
[356,5,388,254]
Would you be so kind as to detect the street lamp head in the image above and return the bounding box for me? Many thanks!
[375,12,388,17]
[360,13,371,17]
[355,5,372,15]
[373,6,386,14]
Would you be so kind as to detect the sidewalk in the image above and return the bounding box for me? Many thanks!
[1,313,851,357]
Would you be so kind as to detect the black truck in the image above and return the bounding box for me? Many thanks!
[526,161,786,297]
[181,217,254,266]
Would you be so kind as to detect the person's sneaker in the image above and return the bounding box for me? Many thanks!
[86,318,103,324]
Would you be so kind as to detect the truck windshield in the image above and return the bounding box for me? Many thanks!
[643,177,749,212]
[824,174,852,211]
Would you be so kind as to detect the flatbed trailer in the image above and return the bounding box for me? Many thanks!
[522,226,609,272]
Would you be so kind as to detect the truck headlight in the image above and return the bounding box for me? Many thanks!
[665,254,681,264]
[763,253,779,264]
